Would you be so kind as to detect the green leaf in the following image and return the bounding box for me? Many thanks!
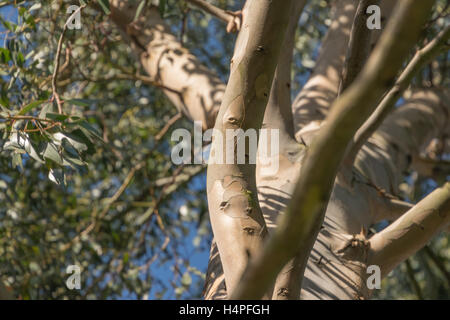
[61,137,82,157]
[57,131,89,153]
[5,133,44,163]
[134,0,147,21]
[97,0,111,15]
[0,48,11,63]
[16,52,24,67]
[65,99,91,107]
[43,143,63,165]
[38,103,51,119]
[48,168,65,186]
[78,120,103,142]
[181,272,191,286]
[18,100,46,115]
[12,153,23,170]
[46,112,69,121]
[61,129,94,154]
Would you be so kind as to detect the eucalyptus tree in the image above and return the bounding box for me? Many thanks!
[0,0,448,300]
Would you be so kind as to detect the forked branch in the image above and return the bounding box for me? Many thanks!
[232,0,436,300]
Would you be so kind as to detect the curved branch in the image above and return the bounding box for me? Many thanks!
[339,0,380,94]
[292,0,357,139]
[368,182,450,278]
[186,0,242,33]
[345,25,450,166]
[109,1,225,130]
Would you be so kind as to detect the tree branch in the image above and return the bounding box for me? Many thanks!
[232,0,435,300]
[207,0,294,298]
[368,182,450,278]
[345,25,450,166]
[109,2,225,130]
[292,0,357,139]
[51,3,87,114]
[186,0,242,33]
[203,0,308,300]
[423,245,450,287]
[412,155,450,181]
[339,0,380,95]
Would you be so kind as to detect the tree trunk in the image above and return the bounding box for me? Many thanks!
[107,0,449,300]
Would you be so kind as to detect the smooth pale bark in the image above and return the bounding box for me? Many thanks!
[109,1,225,130]
[345,25,450,166]
[369,183,450,278]
[232,0,435,300]
[258,0,308,300]
[356,88,450,205]
[203,0,448,301]
[292,0,357,141]
[338,0,379,94]
[202,0,308,299]
[206,0,293,297]
[293,0,396,143]
[412,156,450,182]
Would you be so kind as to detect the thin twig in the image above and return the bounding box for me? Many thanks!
[423,245,450,287]
[186,0,242,33]
[51,4,87,114]
[60,111,185,252]
[405,259,424,300]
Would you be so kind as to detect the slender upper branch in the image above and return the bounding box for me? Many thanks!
[345,25,450,166]
[339,0,380,94]
[52,4,87,114]
[207,0,294,298]
[292,0,357,139]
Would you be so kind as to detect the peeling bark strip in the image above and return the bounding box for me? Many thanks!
[232,0,436,300]
[207,0,294,298]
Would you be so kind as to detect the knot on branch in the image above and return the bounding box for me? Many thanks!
[276,287,289,297]
[226,10,242,33]
[217,176,254,219]
[335,229,370,262]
